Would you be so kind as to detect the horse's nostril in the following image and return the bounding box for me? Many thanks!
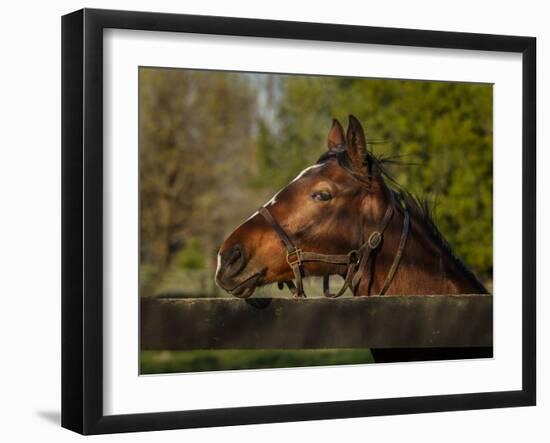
[217,243,246,283]
[227,244,243,266]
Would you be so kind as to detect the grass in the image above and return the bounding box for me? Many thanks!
[141,349,374,374]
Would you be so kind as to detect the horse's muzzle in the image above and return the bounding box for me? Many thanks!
[215,243,246,289]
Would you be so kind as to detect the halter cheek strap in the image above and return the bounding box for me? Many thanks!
[258,196,410,298]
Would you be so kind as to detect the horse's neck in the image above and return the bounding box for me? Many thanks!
[356,207,486,296]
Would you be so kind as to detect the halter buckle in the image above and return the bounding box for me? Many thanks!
[367,231,382,249]
[286,248,303,267]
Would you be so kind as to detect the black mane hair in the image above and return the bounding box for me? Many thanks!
[317,149,488,293]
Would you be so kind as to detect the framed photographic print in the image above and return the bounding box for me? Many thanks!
[62,8,536,435]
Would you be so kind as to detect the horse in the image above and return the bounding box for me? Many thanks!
[215,115,488,298]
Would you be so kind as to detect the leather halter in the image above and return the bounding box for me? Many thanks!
[258,190,410,298]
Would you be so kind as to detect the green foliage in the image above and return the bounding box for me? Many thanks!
[255,76,493,282]
[176,238,206,270]
[139,68,259,296]
[141,349,374,374]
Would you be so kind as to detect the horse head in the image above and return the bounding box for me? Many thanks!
[215,115,393,298]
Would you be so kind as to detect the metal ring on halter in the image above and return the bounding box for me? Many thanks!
[367,231,382,249]
[347,249,360,265]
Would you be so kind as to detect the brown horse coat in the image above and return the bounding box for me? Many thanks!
[216,115,487,297]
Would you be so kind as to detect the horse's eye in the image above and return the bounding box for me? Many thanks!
[311,191,332,202]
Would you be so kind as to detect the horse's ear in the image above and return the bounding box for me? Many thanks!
[327,119,346,150]
[346,115,368,172]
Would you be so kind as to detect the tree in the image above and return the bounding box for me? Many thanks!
[139,68,258,296]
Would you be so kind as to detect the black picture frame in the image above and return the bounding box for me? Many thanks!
[62,8,536,435]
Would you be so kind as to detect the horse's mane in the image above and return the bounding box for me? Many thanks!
[317,149,488,293]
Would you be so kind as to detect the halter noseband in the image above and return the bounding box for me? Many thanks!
[258,189,410,298]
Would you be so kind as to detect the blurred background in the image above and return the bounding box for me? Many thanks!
[139,67,493,374]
